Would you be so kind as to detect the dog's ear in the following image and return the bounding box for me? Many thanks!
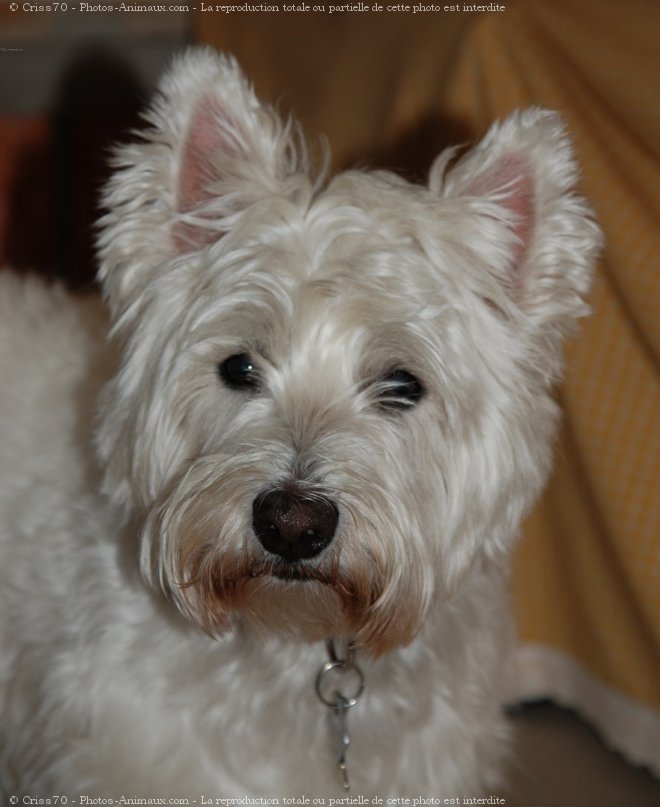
[430,109,601,337]
[97,48,306,316]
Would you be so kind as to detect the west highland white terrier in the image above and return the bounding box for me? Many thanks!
[0,49,601,800]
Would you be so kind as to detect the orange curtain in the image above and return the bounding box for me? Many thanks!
[442,0,660,774]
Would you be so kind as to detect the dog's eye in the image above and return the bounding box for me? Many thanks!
[218,353,260,391]
[378,370,425,410]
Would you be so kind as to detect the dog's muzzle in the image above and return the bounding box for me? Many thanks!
[252,487,338,562]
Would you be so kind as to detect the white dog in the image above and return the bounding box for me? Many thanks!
[0,49,601,800]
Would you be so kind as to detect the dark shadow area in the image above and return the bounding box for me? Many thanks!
[342,111,474,183]
[4,50,146,290]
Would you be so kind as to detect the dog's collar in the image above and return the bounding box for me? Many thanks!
[315,638,365,792]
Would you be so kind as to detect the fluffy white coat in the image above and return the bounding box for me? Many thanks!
[0,49,601,800]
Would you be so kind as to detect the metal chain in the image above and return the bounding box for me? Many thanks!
[315,638,365,791]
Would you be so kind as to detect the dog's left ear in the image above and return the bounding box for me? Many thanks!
[430,109,602,336]
[98,48,306,317]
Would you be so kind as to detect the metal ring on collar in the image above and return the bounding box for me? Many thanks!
[315,659,365,708]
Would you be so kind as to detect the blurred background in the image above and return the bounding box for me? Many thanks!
[0,1,658,804]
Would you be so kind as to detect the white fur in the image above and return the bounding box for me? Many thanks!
[0,49,601,799]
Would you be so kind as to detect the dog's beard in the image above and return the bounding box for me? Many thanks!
[140,457,429,656]
[182,549,353,645]
[160,536,422,656]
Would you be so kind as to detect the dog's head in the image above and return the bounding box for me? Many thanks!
[96,49,601,655]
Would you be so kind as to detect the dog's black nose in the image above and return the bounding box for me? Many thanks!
[252,489,338,562]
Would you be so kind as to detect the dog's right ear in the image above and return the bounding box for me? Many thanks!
[97,48,306,318]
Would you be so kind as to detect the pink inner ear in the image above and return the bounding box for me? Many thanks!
[173,97,239,251]
[469,154,535,295]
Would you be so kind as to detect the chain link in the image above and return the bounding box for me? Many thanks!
[315,638,365,792]
[315,638,365,708]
